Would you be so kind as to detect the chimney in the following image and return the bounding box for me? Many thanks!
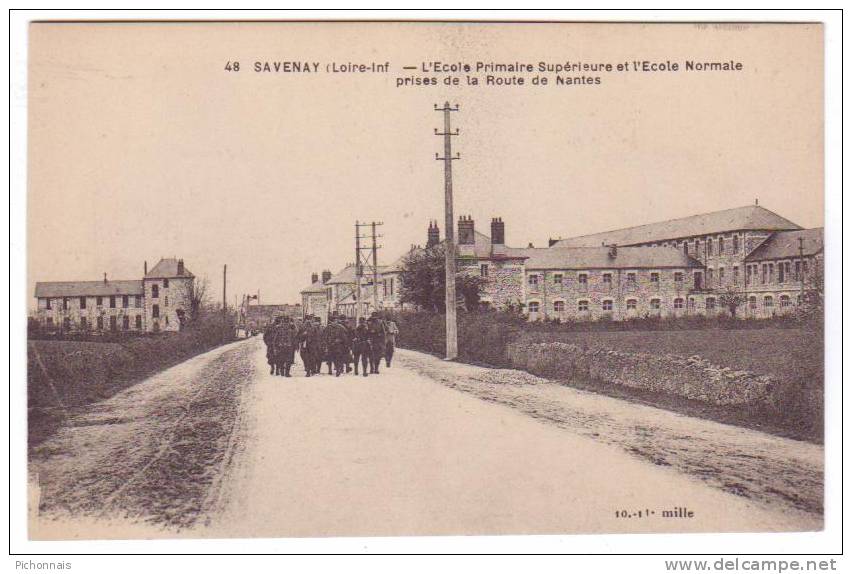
[322,270,332,284]
[490,217,505,245]
[177,259,184,275]
[311,272,319,284]
[426,220,440,248]
[458,215,475,245]
[103,273,108,284]
[144,260,148,275]
[608,244,618,259]
[548,238,559,247]
[528,242,534,248]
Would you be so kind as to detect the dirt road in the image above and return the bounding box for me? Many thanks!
[30,337,821,539]
[203,341,821,537]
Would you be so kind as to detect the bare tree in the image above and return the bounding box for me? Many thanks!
[187,276,210,321]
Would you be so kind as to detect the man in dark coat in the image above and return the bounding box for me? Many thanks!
[263,317,281,375]
[324,315,349,377]
[306,316,325,376]
[366,312,387,374]
[298,316,315,376]
[351,317,370,377]
[274,317,297,377]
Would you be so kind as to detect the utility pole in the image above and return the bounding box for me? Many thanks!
[355,221,362,322]
[354,220,384,320]
[222,264,227,316]
[798,236,806,305]
[435,102,460,360]
[371,221,380,310]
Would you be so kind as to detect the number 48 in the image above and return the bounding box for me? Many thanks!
[225,61,240,72]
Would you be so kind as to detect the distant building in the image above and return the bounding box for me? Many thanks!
[34,258,195,333]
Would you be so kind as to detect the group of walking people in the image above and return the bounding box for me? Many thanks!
[262,311,399,378]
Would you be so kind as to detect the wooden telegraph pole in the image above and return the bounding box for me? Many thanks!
[354,220,383,321]
[435,102,460,360]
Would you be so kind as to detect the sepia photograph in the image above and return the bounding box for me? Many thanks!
[10,12,843,562]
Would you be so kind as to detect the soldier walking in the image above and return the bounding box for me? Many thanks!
[352,317,370,377]
[384,317,399,368]
[366,312,387,375]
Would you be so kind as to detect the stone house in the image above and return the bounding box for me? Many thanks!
[299,271,332,323]
[33,257,194,333]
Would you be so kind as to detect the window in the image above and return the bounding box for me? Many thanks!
[136,315,143,329]
[480,264,489,278]
[528,274,539,287]
[528,301,540,313]
[79,296,87,309]
[136,295,143,308]
[768,263,775,283]
[553,300,565,312]
[707,239,713,256]
[718,237,724,254]
[794,260,801,281]
[733,234,739,253]
[152,304,160,318]
[80,317,88,330]
[778,263,785,283]
[602,300,613,311]
[62,298,69,310]
[122,295,129,308]
[650,272,659,284]
[749,296,757,309]
[674,298,684,309]
[109,316,117,331]
[165,296,169,307]
[390,278,394,295]
[694,239,700,253]
[122,315,130,330]
[96,296,103,307]
[733,266,739,284]
[683,242,688,255]
[45,298,51,310]
[784,261,791,282]
[718,267,725,286]
[553,273,563,285]
[693,271,703,289]
[163,278,169,288]
[674,272,683,283]
[780,295,791,308]
[707,268,714,284]
[152,284,159,298]
[746,265,752,285]
[650,298,661,310]
[706,297,716,310]
[626,299,637,310]
[761,264,768,284]
[97,316,104,330]
[688,297,695,309]
[578,273,588,285]
[626,272,636,284]
[764,295,774,308]
[109,295,116,308]
[578,300,589,312]
[602,273,612,286]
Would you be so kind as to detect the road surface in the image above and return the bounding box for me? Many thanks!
[203,338,820,537]
[30,336,821,539]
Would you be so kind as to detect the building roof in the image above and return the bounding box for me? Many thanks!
[384,246,424,273]
[457,231,528,260]
[300,280,328,294]
[551,205,802,248]
[746,228,823,261]
[326,264,389,285]
[522,246,702,270]
[35,279,143,298]
[145,258,194,279]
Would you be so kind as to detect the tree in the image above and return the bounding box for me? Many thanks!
[186,276,210,322]
[398,244,486,313]
[718,287,745,318]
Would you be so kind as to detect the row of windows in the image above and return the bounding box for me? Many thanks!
[745,260,809,285]
[645,234,742,256]
[44,295,144,310]
[527,294,798,313]
[47,314,144,330]
[527,271,686,287]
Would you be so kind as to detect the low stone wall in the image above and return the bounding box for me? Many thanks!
[506,341,776,407]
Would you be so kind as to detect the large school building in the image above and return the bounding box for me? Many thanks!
[303,204,823,322]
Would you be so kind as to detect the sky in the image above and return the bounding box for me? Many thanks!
[27,22,824,307]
